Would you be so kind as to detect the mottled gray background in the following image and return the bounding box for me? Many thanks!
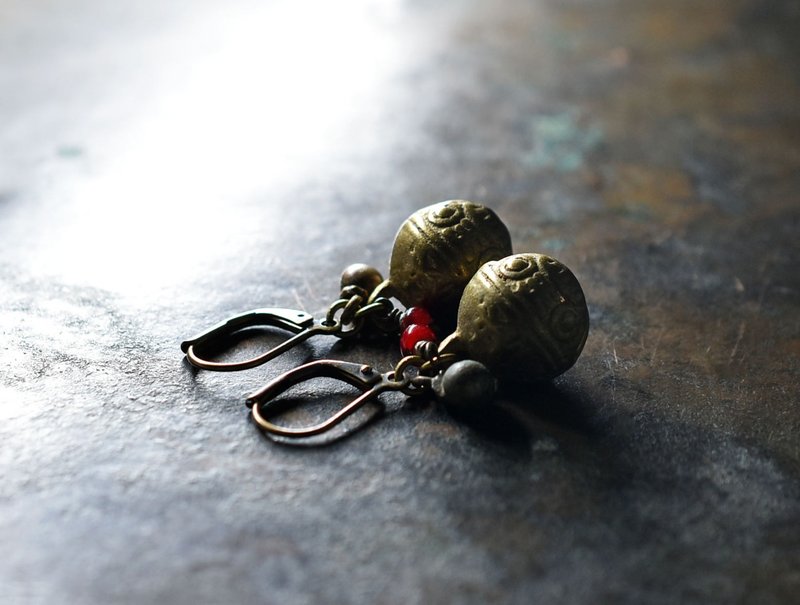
[1,0,799,603]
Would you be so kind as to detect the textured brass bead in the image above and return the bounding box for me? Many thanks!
[439,253,589,382]
[387,200,512,322]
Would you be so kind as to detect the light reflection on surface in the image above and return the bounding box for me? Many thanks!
[17,1,403,300]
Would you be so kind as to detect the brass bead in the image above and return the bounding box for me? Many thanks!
[387,200,512,322]
[340,263,384,295]
[439,253,589,382]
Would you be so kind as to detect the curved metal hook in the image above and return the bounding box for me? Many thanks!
[181,307,330,371]
[246,359,405,437]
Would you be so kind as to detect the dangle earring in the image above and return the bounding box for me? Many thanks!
[180,200,512,371]
[247,252,590,438]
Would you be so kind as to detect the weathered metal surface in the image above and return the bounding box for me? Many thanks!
[1,0,799,603]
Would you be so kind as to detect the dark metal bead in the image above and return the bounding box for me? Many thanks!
[340,263,384,295]
[432,360,496,409]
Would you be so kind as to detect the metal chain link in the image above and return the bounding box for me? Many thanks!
[323,294,400,339]
[390,350,460,396]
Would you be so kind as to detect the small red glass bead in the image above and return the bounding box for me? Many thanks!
[400,306,434,330]
[400,324,437,356]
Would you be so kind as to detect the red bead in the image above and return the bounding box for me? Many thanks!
[400,324,437,356]
[400,306,434,330]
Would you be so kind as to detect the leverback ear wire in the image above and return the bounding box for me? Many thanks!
[245,360,399,437]
[245,352,462,439]
[181,308,316,371]
[181,275,400,372]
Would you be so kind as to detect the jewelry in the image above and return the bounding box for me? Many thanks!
[180,200,511,371]
[247,253,589,438]
[180,201,589,440]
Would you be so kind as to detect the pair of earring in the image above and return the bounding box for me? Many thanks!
[181,200,589,439]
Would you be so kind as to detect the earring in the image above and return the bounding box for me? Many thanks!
[247,252,589,438]
[180,200,512,371]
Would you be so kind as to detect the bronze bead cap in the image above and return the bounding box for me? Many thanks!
[180,201,590,440]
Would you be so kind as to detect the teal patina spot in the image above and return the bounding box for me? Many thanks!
[540,237,568,252]
[616,201,654,222]
[56,145,84,158]
[522,111,603,172]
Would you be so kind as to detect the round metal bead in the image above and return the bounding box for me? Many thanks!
[340,263,384,295]
[432,360,497,409]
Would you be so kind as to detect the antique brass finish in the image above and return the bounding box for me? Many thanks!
[340,263,384,293]
[439,253,589,382]
[387,200,512,321]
